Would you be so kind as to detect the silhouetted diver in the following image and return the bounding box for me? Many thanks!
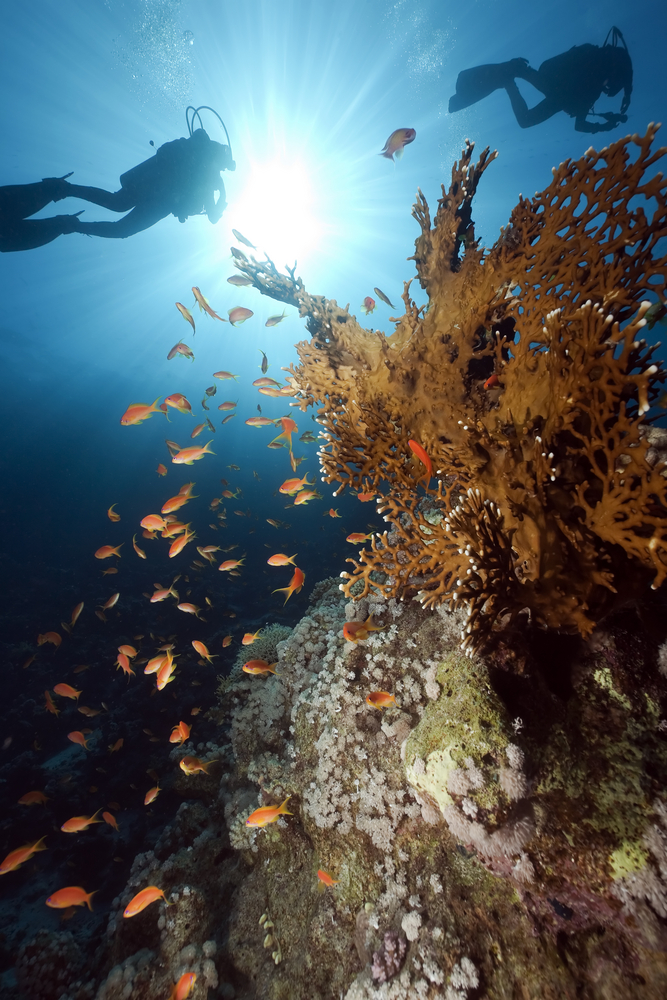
[0,107,235,252]
[448,27,632,133]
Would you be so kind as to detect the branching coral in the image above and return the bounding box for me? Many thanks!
[233,127,667,652]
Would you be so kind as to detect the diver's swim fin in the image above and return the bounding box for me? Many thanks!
[448,59,528,113]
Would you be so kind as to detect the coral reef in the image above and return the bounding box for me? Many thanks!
[233,127,667,653]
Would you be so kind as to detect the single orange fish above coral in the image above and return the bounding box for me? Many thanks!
[192,640,216,663]
[102,811,119,831]
[169,721,192,745]
[46,886,96,911]
[346,533,374,544]
[407,439,433,483]
[361,296,376,315]
[357,492,376,502]
[380,127,416,162]
[317,869,339,887]
[123,885,168,918]
[242,659,279,675]
[366,691,398,710]
[273,566,305,604]
[343,615,386,643]
[44,691,60,716]
[242,629,263,645]
[170,972,197,1000]
[279,473,314,496]
[179,755,213,775]
[67,731,91,750]
[120,399,162,426]
[144,784,161,805]
[0,837,47,875]
[61,809,102,833]
[246,797,292,828]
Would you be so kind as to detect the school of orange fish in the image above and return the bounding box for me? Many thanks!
[3,251,420,962]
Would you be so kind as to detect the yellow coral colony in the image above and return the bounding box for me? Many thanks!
[234,126,667,653]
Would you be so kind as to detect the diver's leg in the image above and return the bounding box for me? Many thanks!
[58,183,136,213]
[0,213,83,253]
[448,60,531,113]
[71,205,168,239]
[0,177,73,221]
[504,81,560,128]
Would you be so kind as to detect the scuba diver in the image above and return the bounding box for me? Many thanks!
[448,27,632,133]
[0,106,235,253]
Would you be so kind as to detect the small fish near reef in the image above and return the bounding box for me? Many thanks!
[123,886,169,918]
[379,128,416,162]
[179,755,213,775]
[374,287,395,309]
[242,659,279,675]
[343,615,386,643]
[120,399,162,426]
[228,307,254,326]
[361,297,376,315]
[0,837,47,875]
[366,690,397,710]
[227,274,253,286]
[175,301,195,334]
[192,287,226,321]
[317,869,339,888]
[170,973,197,1000]
[46,886,96,911]
[246,796,292,828]
[272,566,305,604]
[232,228,256,248]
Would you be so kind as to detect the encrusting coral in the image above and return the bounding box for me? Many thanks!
[232,126,667,653]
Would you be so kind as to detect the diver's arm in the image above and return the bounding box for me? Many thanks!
[204,183,226,224]
[575,112,628,133]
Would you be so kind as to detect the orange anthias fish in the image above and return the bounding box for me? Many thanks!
[192,287,226,321]
[172,442,215,465]
[108,738,124,753]
[61,809,102,833]
[360,296,376,315]
[116,653,135,679]
[212,371,239,381]
[150,583,179,603]
[120,399,162,426]
[219,558,245,572]
[271,416,299,451]
[53,683,82,701]
[222,635,233,648]
[169,721,192,745]
[246,796,292,828]
[267,553,297,567]
[294,489,319,506]
[218,400,237,411]
[44,690,60,716]
[265,311,287,327]
[157,463,168,476]
[167,340,195,361]
[119,644,137,658]
[70,601,84,627]
[37,631,61,647]
[245,416,275,427]
[170,972,197,1000]
[170,531,196,559]
[132,534,147,559]
[366,690,398,710]
[162,494,194,514]
[177,602,203,618]
[102,811,119,831]
[123,885,168,918]
[107,504,121,522]
[408,439,433,483]
[156,657,177,691]
[317,869,339,887]
[144,784,161,805]
[227,274,253,286]
[46,886,96,911]
[357,492,376,502]
[141,514,167,532]
[176,301,196,334]
[18,790,50,806]
[179,755,213,775]
[67,731,91,750]
[192,640,216,663]
[242,629,262,646]
[242,659,279,675]
[100,592,120,610]
[164,393,193,415]
[346,533,374,544]
[343,615,386,643]
[95,545,123,560]
[380,127,416,162]
[0,837,47,875]
[325,508,341,518]
[273,566,305,604]
[228,306,254,325]
[279,473,314,495]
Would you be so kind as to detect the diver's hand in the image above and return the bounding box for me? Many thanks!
[600,112,628,125]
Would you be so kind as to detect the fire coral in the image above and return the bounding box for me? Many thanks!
[233,126,667,653]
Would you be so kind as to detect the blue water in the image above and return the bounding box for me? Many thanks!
[0,0,665,978]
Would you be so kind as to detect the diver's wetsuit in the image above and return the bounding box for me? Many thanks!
[449,31,633,133]
[0,128,234,252]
